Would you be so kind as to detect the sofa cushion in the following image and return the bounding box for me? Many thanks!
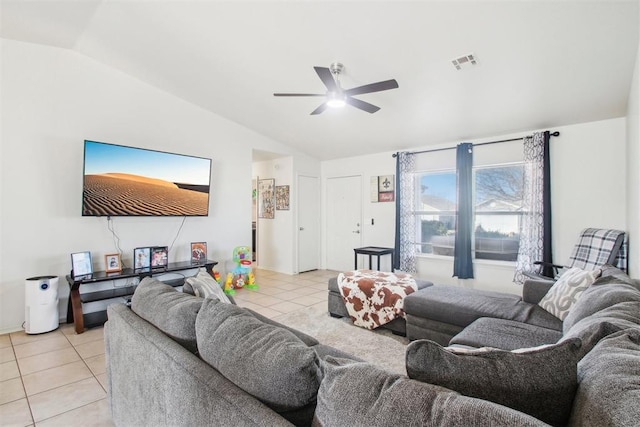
[196,299,321,412]
[244,307,319,347]
[560,300,640,358]
[570,329,640,426]
[563,276,640,333]
[559,321,624,360]
[599,264,636,282]
[570,300,640,331]
[406,338,581,426]
[185,268,232,303]
[538,267,601,320]
[449,317,562,350]
[404,285,562,331]
[313,356,548,427]
[131,276,202,353]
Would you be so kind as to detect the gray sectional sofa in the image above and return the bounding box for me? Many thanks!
[106,267,640,426]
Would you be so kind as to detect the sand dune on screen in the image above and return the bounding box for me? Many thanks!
[83,174,208,216]
[101,173,179,188]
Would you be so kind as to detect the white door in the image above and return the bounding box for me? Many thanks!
[326,175,362,272]
[298,175,319,272]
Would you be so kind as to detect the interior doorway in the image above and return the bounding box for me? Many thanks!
[297,175,319,272]
[326,175,363,271]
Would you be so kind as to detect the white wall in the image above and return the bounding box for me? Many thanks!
[0,40,318,333]
[252,157,294,274]
[626,16,640,279]
[552,118,627,263]
[321,152,397,272]
[321,118,628,295]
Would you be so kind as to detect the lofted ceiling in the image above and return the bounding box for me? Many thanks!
[1,1,638,160]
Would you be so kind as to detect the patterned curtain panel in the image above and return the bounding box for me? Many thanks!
[394,152,417,273]
[513,132,546,284]
[453,143,474,279]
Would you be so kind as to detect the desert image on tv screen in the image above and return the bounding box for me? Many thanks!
[82,141,211,216]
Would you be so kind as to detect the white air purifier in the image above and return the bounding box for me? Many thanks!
[25,276,59,334]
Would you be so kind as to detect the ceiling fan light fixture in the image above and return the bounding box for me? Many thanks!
[326,92,346,108]
[274,62,398,114]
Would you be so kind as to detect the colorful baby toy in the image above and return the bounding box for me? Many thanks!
[230,245,258,291]
[223,272,235,295]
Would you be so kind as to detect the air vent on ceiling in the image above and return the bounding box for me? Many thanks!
[452,53,477,70]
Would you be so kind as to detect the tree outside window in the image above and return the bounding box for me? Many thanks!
[414,164,524,261]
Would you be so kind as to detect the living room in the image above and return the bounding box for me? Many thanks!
[2,0,638,333]
[1,0,639,425]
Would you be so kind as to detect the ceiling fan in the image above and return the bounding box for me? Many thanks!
[274,62,399,115]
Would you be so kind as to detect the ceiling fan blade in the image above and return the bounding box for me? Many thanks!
[345,79,399,96]
[274,93,325,97]
[314,67,337,92]
[346,97,380,114]
[310,103,328,115]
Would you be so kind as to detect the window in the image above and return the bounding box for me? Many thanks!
[474,165,523,261]
[416,171,456,255]
[413,163,524,262]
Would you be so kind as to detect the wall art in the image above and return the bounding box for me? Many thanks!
[276,185,290,210]
[258,178,275,219]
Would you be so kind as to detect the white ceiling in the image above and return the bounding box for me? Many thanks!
[2,1,638,160]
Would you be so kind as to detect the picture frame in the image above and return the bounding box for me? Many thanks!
[378,175,395,194]
[371,174,395,202]
[133,247,151,270]
[105,253,122,273]
[275,185,290,210]
[258,178,275,219]
[191,242,207,264]
[151,246,169,268]
[71,251,93,278]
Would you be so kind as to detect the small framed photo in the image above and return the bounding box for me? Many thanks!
[276,185,290,210]
[191,242,207,264]
[105,253,122,273]
[258,178,275,219]
[71,251,93,278]
[151,246,169,268]
[134,247,151,270]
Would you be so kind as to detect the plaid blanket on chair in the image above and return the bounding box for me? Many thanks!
[567,228,628,272]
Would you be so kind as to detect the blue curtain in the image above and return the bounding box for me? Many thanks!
[541,131,554,278]
[393,153,401,270]
[453,143,474,279]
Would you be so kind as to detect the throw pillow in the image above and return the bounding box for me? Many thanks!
[195,299,321,412]
[131,276,203,353]
[570,329,640,426]
[182,279,195,295]
[405,338,581,426]
[538,267,601,320]
[185,268,231,304]
[314,357,548,427]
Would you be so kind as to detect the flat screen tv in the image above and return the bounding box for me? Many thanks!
[82,140,212,216]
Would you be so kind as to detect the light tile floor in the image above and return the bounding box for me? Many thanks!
[0,268,336,426]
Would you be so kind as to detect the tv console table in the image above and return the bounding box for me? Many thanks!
[66,260,217,334]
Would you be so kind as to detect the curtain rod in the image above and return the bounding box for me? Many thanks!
[392,131,560,158]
